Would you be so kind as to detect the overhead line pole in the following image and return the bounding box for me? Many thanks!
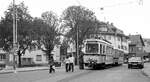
[13,0,16,48]
[15,8,17,47]
[75,0,84,69]
[13,0,17,73]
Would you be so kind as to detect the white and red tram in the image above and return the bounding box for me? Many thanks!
[83,38,123,68]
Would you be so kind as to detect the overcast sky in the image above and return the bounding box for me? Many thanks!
[0,0,149,38]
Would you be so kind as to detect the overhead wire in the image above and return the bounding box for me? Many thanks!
[100,0,143,9]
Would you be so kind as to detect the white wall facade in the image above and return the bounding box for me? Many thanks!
[67,42,76,53]
[22,49,48,64]
[21,45,61,65]
[103,35,129,54]
[52,45,60,61]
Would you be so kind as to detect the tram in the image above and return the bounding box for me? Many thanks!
[83,38,123,68]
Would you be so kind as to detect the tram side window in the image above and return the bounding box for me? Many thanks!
[106,46,109,54]
[100,44,102,54]
[110,47,112,54]
[103,45,105,54]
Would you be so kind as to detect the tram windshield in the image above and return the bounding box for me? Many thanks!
[85,43,98,53]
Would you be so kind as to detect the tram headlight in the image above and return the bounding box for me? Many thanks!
[87,58,98,63]
[94,60,97,63]
[93,60,97,63]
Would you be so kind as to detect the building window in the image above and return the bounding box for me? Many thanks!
[103,35,106,39]
[138,47,142,51]
[118,45,121,49]
[36,55,42,61]
[108,35,111,40]
[125,46,127,50]
[123,38,127,42]
[121,45,124,49]
[118,37,121,41]
[46,55,49,61]
[130,47,134,52]
[0,54,6,61]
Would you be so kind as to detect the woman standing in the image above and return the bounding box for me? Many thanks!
[65,56,70,72]
[69,54,74,72]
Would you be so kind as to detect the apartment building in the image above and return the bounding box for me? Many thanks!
[88,22,129,55]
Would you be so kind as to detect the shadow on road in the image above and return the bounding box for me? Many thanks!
[84,64,123,70]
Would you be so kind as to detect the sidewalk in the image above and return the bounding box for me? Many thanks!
[0,65,81,74]
[0,66,63,74]
[142,62,150,78]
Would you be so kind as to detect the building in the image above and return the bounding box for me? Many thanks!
[87,22,129,56]
[21,45,60,66]
[128,35,145,58]
[0,49,8,69]
[143,39,150,60]
[0,48,15,69]
[21,49,48,66]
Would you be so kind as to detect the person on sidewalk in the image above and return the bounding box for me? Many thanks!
[49,56,55,73]
[65,55,70,72]
[69,54,74,72]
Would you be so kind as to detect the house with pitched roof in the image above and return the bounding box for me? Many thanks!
[128,35,146,58]
[143,39,150,61]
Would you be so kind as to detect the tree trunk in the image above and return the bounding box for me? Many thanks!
[18,54,22,67]
[79,48,84,69]
[18,50,22,67]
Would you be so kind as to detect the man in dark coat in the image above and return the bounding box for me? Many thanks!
[49,56,55,73]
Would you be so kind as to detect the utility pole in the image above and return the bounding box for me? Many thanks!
[75,0,84,69]
[76,23,79,65]
[13,0,17,73]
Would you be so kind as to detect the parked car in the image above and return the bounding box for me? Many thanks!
[143,58,149,63]
[128,57,144,69]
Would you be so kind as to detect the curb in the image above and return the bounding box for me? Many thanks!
[0,68,48,74]
[18,68,49,73]
[0,67,62,74]
[141,63,150,78]
[0,66,79,74]
[141,70,150,78]
[0,71,13,74]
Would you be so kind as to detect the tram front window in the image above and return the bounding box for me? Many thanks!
[86,43,98,53]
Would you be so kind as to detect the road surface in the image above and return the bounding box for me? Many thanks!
[58,64,150,82]
[0,64,149,82]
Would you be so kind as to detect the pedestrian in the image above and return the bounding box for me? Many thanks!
[69,54,74,72]
[65,55,70,72]
[49,56,55,73]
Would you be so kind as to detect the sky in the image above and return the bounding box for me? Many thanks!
[0,0,150,38]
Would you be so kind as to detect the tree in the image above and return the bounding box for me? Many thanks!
[0,2,33,67]
[61,6,97,69]
[0,2,60,67]
[39,11,60,64]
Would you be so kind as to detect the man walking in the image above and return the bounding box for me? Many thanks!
[49,56,55,73]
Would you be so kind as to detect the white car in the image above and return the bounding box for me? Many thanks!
[128,57,144,69]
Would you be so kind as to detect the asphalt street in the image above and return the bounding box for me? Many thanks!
[59,64,150,82]
[0,64,150,82]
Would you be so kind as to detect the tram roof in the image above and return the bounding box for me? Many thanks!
[85,38,112,45]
